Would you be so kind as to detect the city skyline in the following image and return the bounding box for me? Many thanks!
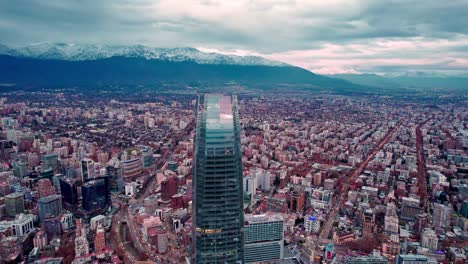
[0,1,466,264]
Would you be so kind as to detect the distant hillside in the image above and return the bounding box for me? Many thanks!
[329,74,400,88]
[0,55,369,94]
[330,73,468,91]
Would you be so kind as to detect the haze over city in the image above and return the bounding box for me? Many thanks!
[0,1,466,264]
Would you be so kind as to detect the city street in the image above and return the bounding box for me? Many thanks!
[318,123,401,242]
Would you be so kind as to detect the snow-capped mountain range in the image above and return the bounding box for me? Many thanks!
[0,43,287,66]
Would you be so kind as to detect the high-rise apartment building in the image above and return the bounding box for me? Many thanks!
[94,225,106,253]
[192,94,244,263]
[433,203,452,229]
[362,209,376,239]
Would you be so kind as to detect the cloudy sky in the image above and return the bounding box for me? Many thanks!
[1,0,467,74]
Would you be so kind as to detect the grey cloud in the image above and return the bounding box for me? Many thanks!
[0,0,467,73]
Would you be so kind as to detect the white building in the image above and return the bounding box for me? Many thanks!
[0,213,35,237]
[125,182,138,196]
[60,212,74,230]
[433,203,452,229]
[244,213,284,263]
[305,215,320,233]
[90,215,106,231]
[421,228,438,250]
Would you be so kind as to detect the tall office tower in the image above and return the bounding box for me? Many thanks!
[80,158,95,181]
[12,159,28,178]
[59,177,79,210]
[142,146,154,168]
[362,209,376,239]
[37,179,56,198]
[460,200,468,218]
[4,192,25,217]
[43,153,59,172]
[38,194,62,222]
[432,203,452,229]
[244,214,284,263]
[82,177,109,212]
[192,95,244,263]
[107,161,124,193]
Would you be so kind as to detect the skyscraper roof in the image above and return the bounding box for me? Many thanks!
[205,94,234,130]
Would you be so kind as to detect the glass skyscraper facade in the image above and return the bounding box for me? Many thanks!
[193,94,244,263]
[81,177,109,212]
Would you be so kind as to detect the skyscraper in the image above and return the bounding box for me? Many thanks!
[82,177,109,212]
[193,94,244,263]
[433,203,452,229]
[38,194,62,222]
[59,177,79,210]
[4,192,25,217]
[80,158,95,181]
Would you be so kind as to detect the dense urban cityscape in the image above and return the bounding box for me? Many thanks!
[1,1,468,263]
[0,89,465,264]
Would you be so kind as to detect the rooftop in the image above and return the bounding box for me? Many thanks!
[204,94,234,130]
[245,213,283,224]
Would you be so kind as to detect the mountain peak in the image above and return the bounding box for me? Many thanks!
[0,43,288,67]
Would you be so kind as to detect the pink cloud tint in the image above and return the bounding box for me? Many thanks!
[200,36,468,74]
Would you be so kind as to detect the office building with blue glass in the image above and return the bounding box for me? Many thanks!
[193,94,244,263]
[38,194,62,222]
[82,177,109,212]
